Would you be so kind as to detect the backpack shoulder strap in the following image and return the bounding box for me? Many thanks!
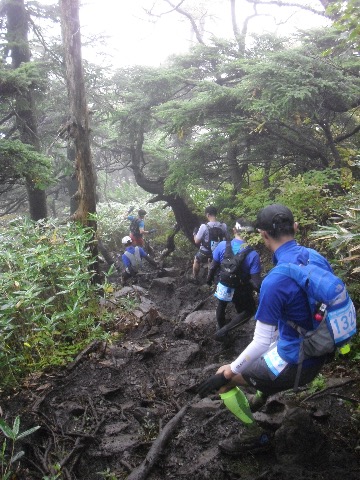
[224,239,233,255]
[274,262,309,290]
[234,245,253,274]
[235,245,253,260]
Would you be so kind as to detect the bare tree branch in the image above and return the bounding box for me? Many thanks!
[144,0,187,17]
[0,111,15,126]
[335,123,360,143]
[245,0,326,16]
[164,0,205,44]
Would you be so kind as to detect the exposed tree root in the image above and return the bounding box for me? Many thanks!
[127,404,189,480]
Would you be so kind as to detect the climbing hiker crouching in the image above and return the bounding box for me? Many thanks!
[197,204,356,456]
[120,236,159,285]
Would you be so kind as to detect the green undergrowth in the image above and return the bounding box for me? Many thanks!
[0,218,115,391]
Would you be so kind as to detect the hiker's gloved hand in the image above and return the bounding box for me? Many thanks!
[148,228,157,234]
[197,372,230,398]
[128,206,135,214]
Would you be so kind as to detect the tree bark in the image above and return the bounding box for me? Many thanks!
[7,0,48,220]
[60,0,100,282]
[130,126,200,242]
[226,138,248,194]
[66,143,80,215]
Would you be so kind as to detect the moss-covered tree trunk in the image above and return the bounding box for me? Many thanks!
[7,0,48,220]
[60,0,100,282]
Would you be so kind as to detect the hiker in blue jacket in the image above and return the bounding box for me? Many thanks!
[120,236,159,285]
[206,218,262,341]
[198,204,332,456]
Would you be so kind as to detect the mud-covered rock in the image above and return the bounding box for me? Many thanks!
[274,407,330,466]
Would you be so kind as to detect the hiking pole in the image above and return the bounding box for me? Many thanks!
[215,311,252,341]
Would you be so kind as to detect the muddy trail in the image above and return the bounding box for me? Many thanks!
[0,258,359,480]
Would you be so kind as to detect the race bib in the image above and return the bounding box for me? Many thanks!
[264,345,288,377]
[211,241,220,252]
[328,298,356,344]
[214,282,234,302]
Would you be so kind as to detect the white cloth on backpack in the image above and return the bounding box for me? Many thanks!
[124,247,141,272]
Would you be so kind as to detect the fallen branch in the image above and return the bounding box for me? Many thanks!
[59,416,104,474]
[301,378,355,404]
[66,340,101,371]
[180,293,214,321]
[127,404,189,480]
[329,392,360,404]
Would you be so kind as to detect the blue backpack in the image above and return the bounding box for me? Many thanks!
[275,249,356,359]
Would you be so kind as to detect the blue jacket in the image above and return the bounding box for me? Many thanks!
[256,240,332,365]
[121,246,148,269]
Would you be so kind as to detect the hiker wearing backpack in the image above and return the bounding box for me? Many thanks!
[192,205,227,282]
[120,236,160,285]
[197,204,356,457]
[206,218,262,341]
[127,208,155,247]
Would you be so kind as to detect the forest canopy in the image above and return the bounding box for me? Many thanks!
[0,0,358,270]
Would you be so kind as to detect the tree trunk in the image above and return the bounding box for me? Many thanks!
[226,139,249,194]
[60,0,100,282]
[66,143,80,215]
[130,126,200,242]
[318,118,341,168]
[7,0,48,220]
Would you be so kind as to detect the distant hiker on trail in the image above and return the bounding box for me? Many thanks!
[206,218,262,342]
[120,236,159,285]
[126,208,156,247]
[192,205,227,282]
[197,204,356,457]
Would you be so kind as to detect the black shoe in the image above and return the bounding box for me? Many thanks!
[214,329,229,342]
[219,425,271,456]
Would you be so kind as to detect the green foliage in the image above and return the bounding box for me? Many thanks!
[307,374,326,394]
[0,218,112,389]
[0,61,47,95]
[326,0,360,51]
[233,167,343,224]
[239,40,359,119]
[96,184,174,252]
[0,139,54,189]
[106,27,360,218]
[96,467,118,480]
[310,183,360,304]
[138,413,158,442]
[0,416,40,479]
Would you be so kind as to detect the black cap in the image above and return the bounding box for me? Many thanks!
[256,204,294,231]
[138,209,147,217]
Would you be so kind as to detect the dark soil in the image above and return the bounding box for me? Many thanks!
[0,257,359,480]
